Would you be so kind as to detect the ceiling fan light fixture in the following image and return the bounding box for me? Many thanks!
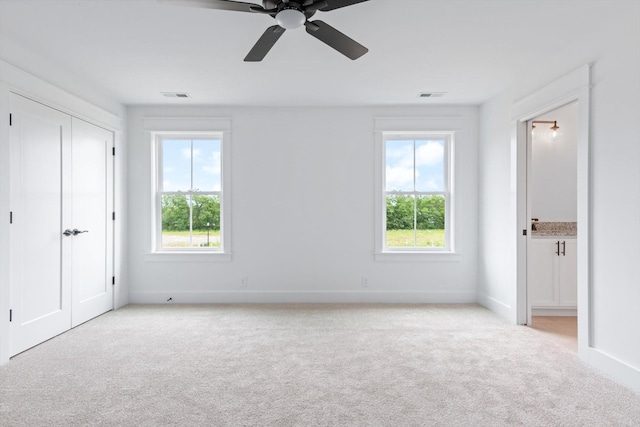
[276,8,306,30]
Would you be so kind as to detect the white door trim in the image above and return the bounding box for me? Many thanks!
[511,64,591,361]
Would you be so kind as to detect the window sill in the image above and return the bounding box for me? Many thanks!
[144,252,232,263]
[374,251,461,262]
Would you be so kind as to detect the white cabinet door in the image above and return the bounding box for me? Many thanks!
[558,239,577,306]
[9,95,114,355]
[9,94,73,355]
[529,238,577,311]
[529,239,558,307]
[71,118,114,327]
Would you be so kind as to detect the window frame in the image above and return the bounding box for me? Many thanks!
[383,134,452,252]
[147,123,232,261]
[155,134,224,252]
[374,117,458,261]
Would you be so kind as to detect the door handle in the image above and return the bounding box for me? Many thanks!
[556,241,560,256]
[562,241,566,256]
[72,229,89,236]
[63,229,74,236]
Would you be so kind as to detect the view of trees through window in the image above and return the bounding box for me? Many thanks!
[161,194,220,248]
[386,194,446,247]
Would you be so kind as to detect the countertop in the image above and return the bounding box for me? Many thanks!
[531,221,577,237]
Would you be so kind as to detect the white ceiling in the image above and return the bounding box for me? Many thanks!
[0,0,619,107]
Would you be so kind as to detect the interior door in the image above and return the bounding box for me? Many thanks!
[525,119,534,325]
[9,94,72,355]
[70,118,114,327]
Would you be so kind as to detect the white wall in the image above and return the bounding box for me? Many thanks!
[478,3,640,392]
[127,106,478,303]
[476,93,517,319]
[531,102,578,222]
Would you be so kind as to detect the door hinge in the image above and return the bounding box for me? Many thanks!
[112,212,115,221]
[522,229,527,236]
[9,113,12,126]
[112,147,115,156]
[9,211,13,224]
[112,276,115,285]
[9,309,12,322]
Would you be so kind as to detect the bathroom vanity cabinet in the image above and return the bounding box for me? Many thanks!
[529,237,577,315]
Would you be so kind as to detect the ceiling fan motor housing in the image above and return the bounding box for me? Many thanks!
[264,1,318,20]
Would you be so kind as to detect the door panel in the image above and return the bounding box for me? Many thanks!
[10,94,72,355]
[71,118,114,327]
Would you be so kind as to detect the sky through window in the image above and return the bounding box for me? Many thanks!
[162,139,221,192]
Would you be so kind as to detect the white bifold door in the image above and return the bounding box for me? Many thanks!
[9,94,114,356]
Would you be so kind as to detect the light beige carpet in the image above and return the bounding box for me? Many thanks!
[1,304,639,426]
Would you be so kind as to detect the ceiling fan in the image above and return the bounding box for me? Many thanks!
[158,0,370,61]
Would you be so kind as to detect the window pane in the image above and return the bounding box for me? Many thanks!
[161,194,191,248]
[416,195,445,248]
[192,139,221,192]
[386,194,415,247]
[415,140,445,192]
[162,139,192,191]
[385,140,415,192]
[191,195,221,248]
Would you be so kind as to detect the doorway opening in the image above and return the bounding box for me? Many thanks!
[512,65,590,360]
[526,102,578,352]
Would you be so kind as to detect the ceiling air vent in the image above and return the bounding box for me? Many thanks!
[419,92,446,98]
[161,92,190,98]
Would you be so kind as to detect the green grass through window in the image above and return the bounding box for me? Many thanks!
[162,230,221,248]
[386,229,445,248]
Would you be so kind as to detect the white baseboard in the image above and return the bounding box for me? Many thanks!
[128,291,477,305]
[476,293,511,319]
[531,307,577,316]
[588,347,640,394]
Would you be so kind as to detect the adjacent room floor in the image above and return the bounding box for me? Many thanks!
[529,316,578,353]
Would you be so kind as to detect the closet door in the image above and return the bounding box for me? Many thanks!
[9,94,73,355]
[70,118,114,327]
[9,95,115,356]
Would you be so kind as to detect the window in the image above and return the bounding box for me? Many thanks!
[376,129,454,256]
[154,133,227,253]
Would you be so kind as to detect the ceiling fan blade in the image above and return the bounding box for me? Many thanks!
[245,25,286,62]
[157,0,263,13]
[305,20,368,60]
[304,1,329,13]
[318,0,369,12]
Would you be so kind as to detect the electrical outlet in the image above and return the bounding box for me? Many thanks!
[241,277,249,287]
[361,277,369,287]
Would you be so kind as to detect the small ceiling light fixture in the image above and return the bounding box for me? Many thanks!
[532,120,560,138]
[275,7,306,30]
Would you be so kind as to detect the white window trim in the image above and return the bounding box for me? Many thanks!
[374,117,460,262]
[143,118,232,262]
